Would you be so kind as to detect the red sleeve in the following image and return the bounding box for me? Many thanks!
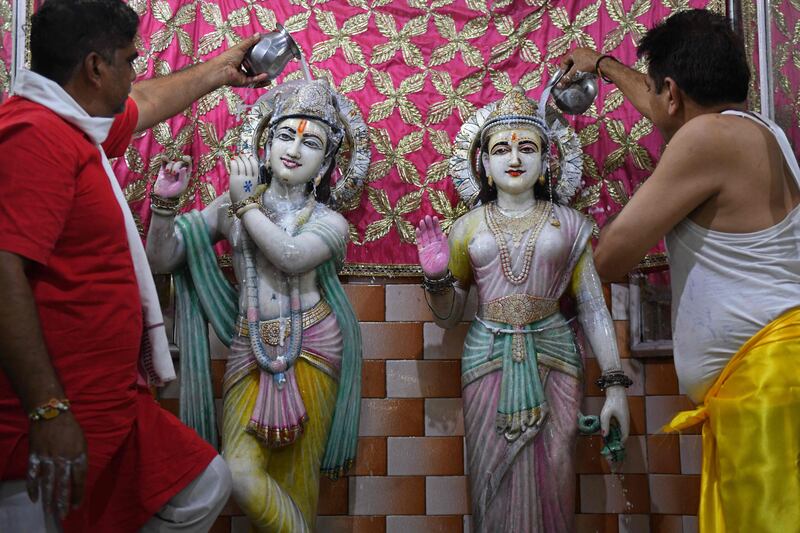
[0,122,77,265]
[102,97,138,158]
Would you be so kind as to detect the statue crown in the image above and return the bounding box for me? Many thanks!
[480,86,548,148]
[271,80,342,135]
[486,86,538,121]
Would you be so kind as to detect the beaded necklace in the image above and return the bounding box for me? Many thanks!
[241,193,317,388]
[485,201,549,285]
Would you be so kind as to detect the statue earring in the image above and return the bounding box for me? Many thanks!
[538,174,545,186]
[546,168,560,228]
[312,174,322,198]
[488,174,494,187]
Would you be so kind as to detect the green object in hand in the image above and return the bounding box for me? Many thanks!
[601,421,625,463]
[576,414,626,463]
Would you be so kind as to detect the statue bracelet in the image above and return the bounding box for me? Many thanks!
[150,193,180,216]
[227,196,258,218]
[236,202,261,218]
[422,270,455,294]
[595,369,633,391]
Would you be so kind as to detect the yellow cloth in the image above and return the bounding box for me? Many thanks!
[222,360,337,532]
[664,307,800,533]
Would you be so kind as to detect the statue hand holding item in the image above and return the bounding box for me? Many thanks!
[601,385,630,440]
[153,156,191,199]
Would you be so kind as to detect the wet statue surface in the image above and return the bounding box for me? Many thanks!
[415,86,631,532]
[146,79,367,532]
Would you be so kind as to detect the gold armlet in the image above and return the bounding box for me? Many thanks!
[236,202,261,218]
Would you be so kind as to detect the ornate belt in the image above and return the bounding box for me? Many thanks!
[479,294,559,327]
[479,294,558,364]
[237,299,332,346]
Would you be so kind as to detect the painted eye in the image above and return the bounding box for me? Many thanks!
[277,132,293,141]
[303,139,323,150]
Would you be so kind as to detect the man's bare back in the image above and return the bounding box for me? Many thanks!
[686,113,800,233]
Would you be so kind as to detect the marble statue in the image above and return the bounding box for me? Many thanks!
[146,79,369,532]
[415,86,631,532]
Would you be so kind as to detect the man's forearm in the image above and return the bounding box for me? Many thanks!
[131,60,225,133]
[131,34,266,133]
[597,57,652,120]
[0,252,66,412]
[562,48,653,120]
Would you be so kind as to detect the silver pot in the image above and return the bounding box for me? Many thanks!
[244,24,301,81]
[549,69,599,115]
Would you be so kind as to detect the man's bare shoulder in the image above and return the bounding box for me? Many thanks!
[672,113,756,164]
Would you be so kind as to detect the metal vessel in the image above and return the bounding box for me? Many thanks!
[549,69,599,115]
[243,24,301,81]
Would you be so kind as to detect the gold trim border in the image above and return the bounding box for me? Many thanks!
[637,252,669,271]
[216,255,668,278]
[339,262,422,278]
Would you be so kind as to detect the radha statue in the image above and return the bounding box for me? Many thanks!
[145,79,368,532]
[415,86,631,531]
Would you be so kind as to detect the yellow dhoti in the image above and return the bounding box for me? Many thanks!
[223,359,337,533]
[665,308,800,533]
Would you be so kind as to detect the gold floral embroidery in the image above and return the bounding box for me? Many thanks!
[490,11,545,65]
[428,13,488,68]
[602,0,650,53]
[371,12,427,67]
[310,10,369,66]
[363,189,422,244]
[546,2,600,60]
[369,70,426,125]
[12,0,735,276]
[604,118,654,173]
[368,128,424,185]
[151,1,196,56]
[199,3,251,56]
[427,71,482,125]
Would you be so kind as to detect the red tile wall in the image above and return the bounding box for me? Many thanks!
[161,280,700,533]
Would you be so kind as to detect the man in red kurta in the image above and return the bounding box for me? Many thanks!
[0,1,268,531]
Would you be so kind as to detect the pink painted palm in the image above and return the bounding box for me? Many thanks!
[415,215,449,279]
[153,156,192,199]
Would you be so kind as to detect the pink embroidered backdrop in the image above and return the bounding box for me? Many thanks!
[0,0,12,101]
[770,0,800,151]
[9,0,766,275]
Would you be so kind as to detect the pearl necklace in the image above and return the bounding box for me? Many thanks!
[485,201,549,285]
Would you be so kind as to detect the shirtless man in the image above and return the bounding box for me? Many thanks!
[561,9,800,532]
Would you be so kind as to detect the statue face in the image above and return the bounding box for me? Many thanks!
[269,117,328,186]
[481,127,543,196]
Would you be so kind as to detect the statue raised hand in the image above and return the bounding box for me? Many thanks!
[152,156,191,199]
[415,215,450,279]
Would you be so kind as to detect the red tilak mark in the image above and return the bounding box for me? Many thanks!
[511,132,518,142]
[297,119,307,135]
